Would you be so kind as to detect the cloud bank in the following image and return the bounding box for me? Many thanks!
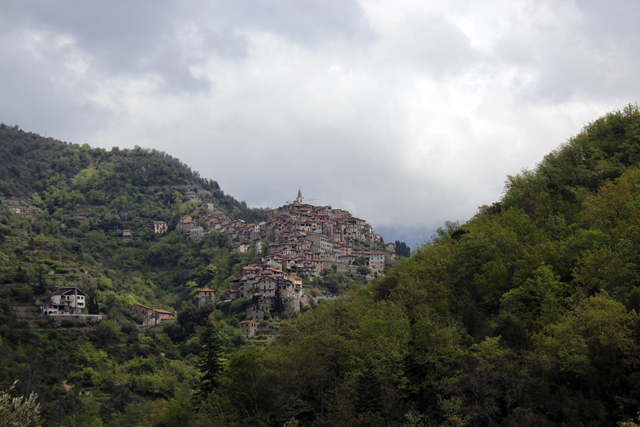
[1,0,639,246]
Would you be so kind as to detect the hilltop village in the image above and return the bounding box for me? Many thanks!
[8,187,394,335]
[150,190,394,312]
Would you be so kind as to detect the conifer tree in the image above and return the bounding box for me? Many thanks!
[196,322,223,401]
[274,286,286,315]
[87,296,99,314]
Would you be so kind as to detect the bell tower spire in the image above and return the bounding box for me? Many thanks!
[295,189,304,204]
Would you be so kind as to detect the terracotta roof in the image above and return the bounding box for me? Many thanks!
[200,288,215,292]
[154,309,173,314]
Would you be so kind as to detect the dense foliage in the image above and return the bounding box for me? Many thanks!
[193,105,640,426]
[0,124,266,223]
[0,127,270,425]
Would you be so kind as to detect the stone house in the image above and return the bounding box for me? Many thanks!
[197,289,215,308]
[240,319,258,337]
[134,304,177,325]
[134,304,156,325]
[385,243,396,259]
[154,309,176,323]
[246,304,263,321]
[189,226,204,240]
[255,277,278,297]
[363,251,385,273]
[176,215,194,233]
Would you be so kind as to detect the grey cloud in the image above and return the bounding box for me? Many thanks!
[490,0,640,104]
[391,14,478,78]
[2,0,640,242]
[0,1,246,93]
[204,0,372,46]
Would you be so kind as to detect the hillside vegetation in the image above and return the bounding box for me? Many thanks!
[0,126,273,424]
[196,105,640,427]
[3,106,640,426]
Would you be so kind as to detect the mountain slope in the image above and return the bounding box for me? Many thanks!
[201,105,640,427]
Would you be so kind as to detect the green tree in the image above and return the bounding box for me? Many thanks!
[196,322,224,401]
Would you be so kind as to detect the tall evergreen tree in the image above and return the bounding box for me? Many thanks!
[87,296,99,314]
[273,286,286,315]
[394,240,410,257]
[196,322,224,401]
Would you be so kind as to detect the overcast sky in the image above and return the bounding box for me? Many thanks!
[1,0,639,247]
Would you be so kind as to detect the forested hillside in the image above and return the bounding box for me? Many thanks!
[0,126,274,425]
[4,106,640,426]
[185,105,640,427]
[0,124,266,223]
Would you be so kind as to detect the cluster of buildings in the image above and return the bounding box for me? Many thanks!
[170,190,392,281]
[229,264,302,302]
[31,191,395,335]
[142,190,396,337]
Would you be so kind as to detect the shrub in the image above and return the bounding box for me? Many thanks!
[61,320,75,328]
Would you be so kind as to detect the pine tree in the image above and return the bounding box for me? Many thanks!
[88,296,99,314]
[274,286,286,315]
[196,322,223,401]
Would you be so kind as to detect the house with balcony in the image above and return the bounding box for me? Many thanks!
[40,287,87,315]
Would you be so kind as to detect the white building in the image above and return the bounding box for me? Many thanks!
[41,287,86,315]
